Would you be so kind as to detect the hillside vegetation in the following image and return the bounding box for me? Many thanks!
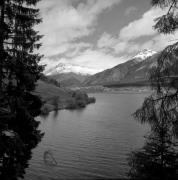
[34,80,95,114]
[84,53,159,86]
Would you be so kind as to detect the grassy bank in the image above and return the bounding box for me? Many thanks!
[34,80,95,115]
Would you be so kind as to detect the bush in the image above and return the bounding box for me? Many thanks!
[76,99,86,108]
[65,99,77,109]
[41,104,53,115]
[87,97,96,104]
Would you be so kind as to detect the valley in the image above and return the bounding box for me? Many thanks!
[45,49,159,89]
[37,50,156,111]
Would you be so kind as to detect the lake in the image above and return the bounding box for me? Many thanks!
[24,93,150,180]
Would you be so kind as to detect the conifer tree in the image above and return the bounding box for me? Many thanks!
[129,0,178,179]
[0,0,44,179]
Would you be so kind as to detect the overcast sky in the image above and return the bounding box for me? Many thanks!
[36,0,178,74]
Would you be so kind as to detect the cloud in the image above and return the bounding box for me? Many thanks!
[141,32,178,51]
[119,7,166,41]
[114,41,140,54]
[41,49,129,73]
[36,0,121,57]
[96,7,177,57]
[38,2,178,74]
[125,6,137,16]
[118,7,178,53]
[97,32,142,55]
[65,42,92,58]
[68,49,128,70]
[97,32,117,49]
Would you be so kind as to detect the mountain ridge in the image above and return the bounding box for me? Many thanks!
[44,62,99,87]
[46,49,158,87]
[83,50,159,86]
[45,62,99,76]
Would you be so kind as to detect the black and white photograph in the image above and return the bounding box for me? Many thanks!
[0,0,178,179]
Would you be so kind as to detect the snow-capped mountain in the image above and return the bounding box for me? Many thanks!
[44,49,158,87]
[44,62,101,87]
[84,50,159,86]
[133,49,157,61]
[45,63,99,76]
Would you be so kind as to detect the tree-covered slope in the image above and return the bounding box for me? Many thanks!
[34,80,95,114]
[84,53,159,86]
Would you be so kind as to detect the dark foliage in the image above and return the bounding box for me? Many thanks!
[129,0,178,179]
[0,0,44,179]
[129,97,178,179]
[40,74,61,87]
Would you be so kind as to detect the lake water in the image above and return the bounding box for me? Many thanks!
[24,93,150,180]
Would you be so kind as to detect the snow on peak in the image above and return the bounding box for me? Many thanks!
[133,49,157,61]
[45,62,99,76]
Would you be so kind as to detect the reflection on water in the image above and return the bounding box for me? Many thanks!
[43,150,58,166]
[24,93,149,179]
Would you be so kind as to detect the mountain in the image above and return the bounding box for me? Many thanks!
[133,49,157,61]
[44,63,97,87]
[49,72,89,87]
[45,62,98,76]
[83,49,158,86]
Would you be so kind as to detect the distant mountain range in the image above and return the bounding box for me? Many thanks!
[45,49,159,87]
[83,49,158,86]
[45,62,98,76]
[49,72,89,87]
[45,63,98,87]
[132,49,157,61]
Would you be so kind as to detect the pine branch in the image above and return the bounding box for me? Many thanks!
[167,0,176,14]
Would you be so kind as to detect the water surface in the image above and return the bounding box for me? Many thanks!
[25,93,149,180]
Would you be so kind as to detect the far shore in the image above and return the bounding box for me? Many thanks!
[71,86,153,94]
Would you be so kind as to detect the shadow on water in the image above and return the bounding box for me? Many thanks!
[43,150,58,166]
[40,105,88,122]
[40,110,59,122]
[53,110,60,120]
[40,113,50,120]
[68,107,86,115]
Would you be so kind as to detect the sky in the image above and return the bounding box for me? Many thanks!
[36,0,178,74]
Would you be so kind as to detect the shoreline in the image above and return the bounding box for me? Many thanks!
[40,95,96,115]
